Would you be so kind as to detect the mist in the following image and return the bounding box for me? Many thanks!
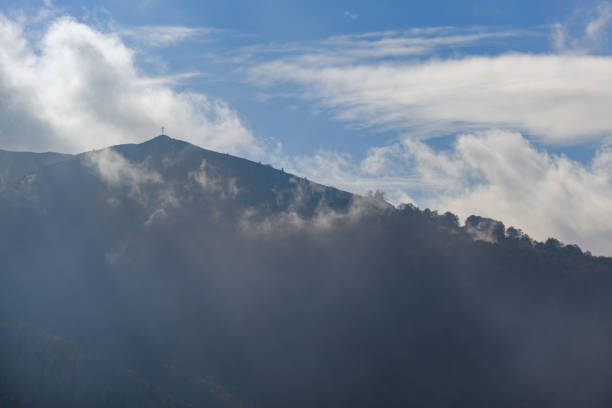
[1,136,611,407]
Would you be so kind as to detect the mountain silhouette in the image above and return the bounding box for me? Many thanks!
[1,135,612,407]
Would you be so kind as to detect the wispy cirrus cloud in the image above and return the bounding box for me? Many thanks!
[343,11,358,21]
[245,3,612,145]
[241,26,529,65]
[252,53,612,144]
[120,25,221,47]
[551,1,612,52]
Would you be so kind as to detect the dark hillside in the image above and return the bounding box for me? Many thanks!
[1,136,611,407]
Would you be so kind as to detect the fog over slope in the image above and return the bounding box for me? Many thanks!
[1,135,612,407]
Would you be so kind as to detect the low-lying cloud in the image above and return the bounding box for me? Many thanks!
[239,189,390,236]
[286,131,612,255]
[85,148,162,204]
[189,159,240,200]
[85,149,181,226]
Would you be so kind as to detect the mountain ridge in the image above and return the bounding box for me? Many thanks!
[0,134,598,257]
[2,134,612,407]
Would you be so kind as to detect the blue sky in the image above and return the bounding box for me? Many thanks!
[2,0,612,254]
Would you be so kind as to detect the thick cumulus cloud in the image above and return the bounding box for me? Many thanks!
[428,132,612,256]
[288,131,612,255]
[0,13,260,156]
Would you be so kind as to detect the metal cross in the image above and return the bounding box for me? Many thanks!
[161,126,165,135]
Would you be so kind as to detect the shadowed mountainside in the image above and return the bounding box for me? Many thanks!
[1,135,612,407]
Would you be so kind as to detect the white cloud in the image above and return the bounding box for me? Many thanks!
[360,144,401,175]
[279,149,424,205]
[120,26,219,47]
[239,188,390,236]
[85,148,161,193]
[551,1,612,52]
[428,132,612,256]
[550,22,569,51]
[246,10,612,145]
[189,159,240,199]
[287,131,612,255]
[585,2,612,40]
[30,0,62,24]
[251,53,612,144]
[0,13,260,156]
[343,11,358,21]
[247,4,612,254]
[324,29,523,60]
[245,27,524,67]
[86,148,181,226]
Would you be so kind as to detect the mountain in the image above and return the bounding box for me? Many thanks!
[0,150,71,190]
[1,135,612,407]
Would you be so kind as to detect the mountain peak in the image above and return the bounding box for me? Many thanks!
[146,134,173,143]
[134,134,193,151]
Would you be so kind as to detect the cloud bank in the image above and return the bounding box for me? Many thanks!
[286,131,612,255]
[247,4,612,255]
[0,13,260,156]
